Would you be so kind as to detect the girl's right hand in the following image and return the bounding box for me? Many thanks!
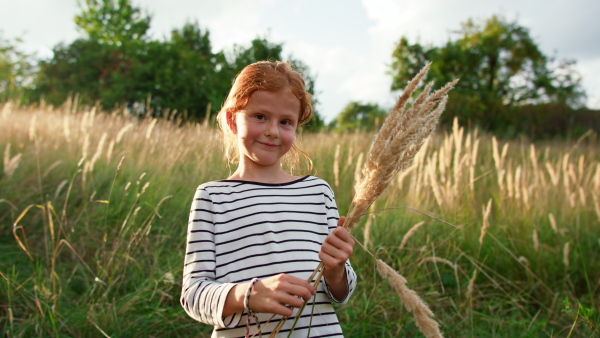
[249,274,316,316]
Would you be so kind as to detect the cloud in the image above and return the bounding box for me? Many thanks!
[0,0,79,57]
[148,0,275,50]
[578,58,600,108]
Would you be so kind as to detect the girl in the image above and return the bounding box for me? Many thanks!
[181,61,357,337]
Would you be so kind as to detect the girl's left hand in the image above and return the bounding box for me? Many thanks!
[319,216,354,287]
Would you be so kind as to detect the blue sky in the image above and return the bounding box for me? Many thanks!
[2,0,599,122]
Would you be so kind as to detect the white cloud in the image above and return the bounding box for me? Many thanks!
[0,0,79,57]
[148,0,275,50]
[578,58,600,109]
[281,40,372,120]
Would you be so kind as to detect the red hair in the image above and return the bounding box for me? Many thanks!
[217,61,313,171]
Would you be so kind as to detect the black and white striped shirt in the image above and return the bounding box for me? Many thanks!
[181,175,357,337]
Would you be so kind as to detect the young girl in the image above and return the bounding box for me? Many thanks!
[181,61,357,337]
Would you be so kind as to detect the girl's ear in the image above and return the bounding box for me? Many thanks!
[226,111,237,134]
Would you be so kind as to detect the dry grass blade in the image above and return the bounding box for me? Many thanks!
[466,269,478,301]
[3,143,23,180]
[376,259,443,338]
[479,199,493,246]
[400,221,426,250]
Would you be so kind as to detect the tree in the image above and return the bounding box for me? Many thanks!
[133,21,222,120]
[226,37,284,74]
[74,0,151,46]
[389,15,586,131]
[329,101,387,132]
[0,32,34,102]
[34,0,152,109]
[30,2,323,127]
[288,58,324,132]
[32,39,106,106]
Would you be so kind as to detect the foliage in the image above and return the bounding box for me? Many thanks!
[74,0,151,45]
[512,103,600,139]
[563,298,600,335]
[135,22,225,120]
[288,58,325,132]
[389,15,587,134]
[27,0,323,129]
[329,101,387,132]
[0,32,35,103]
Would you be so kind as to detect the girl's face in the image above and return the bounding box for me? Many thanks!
[231,89,301,169]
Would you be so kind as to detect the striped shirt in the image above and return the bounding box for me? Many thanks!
[181,175,357,337]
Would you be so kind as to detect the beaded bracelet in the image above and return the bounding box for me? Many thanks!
[244,278,259,338]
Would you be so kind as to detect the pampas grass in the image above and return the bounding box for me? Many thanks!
[376,259,442,338]
[466,269,478,301]
[362,202,376,248]
[273,63,457,338]
[400,221,426,250]
[344,67,457,230]
[3,143,23,180]
[354,152,364,187]
[334,144,341,187]
[336,63,456,337]
[3,89,598,336]
[533,229,540,252]
[549,213,558,234]
[563,242,570,268]
[479,199,492,246]
[593,193,600,222]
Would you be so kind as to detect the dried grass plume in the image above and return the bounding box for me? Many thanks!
[479,199,493,245]
[344,63,458,230]
[277,63,457,338]
[376,259,443,338]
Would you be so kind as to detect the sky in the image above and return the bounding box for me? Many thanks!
[1,0,599,122]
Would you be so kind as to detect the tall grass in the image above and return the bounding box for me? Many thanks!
[1,101,599,336]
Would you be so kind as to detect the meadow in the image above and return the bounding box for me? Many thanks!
[1,101,599,337]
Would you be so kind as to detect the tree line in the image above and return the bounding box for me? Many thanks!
[332,15,597,138]
[1,0,324,130]
[1,0,597,138]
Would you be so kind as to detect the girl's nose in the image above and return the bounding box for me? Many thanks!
[265,121,278,137]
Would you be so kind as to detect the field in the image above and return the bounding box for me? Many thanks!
[1,101,599,337]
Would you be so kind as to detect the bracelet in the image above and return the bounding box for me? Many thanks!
[244,278,259,338]
[244,278,258,311]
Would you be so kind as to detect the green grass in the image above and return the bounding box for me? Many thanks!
[1,104,599,337]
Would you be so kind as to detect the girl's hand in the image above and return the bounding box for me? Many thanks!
[319,216,354,299]
[248,274,316,316]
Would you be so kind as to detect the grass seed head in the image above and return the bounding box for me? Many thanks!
[376,259,443,338]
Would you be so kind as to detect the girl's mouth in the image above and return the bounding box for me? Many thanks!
[258,141,278,147]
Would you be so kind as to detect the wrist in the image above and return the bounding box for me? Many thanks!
[324,267,349,301]
[324,266,346,285]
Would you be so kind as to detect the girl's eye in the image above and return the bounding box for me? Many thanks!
[280,120,290,126]
[255,114,266,120]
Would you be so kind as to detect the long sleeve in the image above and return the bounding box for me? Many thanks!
[180,186,242,328]
[321,184,357,304]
